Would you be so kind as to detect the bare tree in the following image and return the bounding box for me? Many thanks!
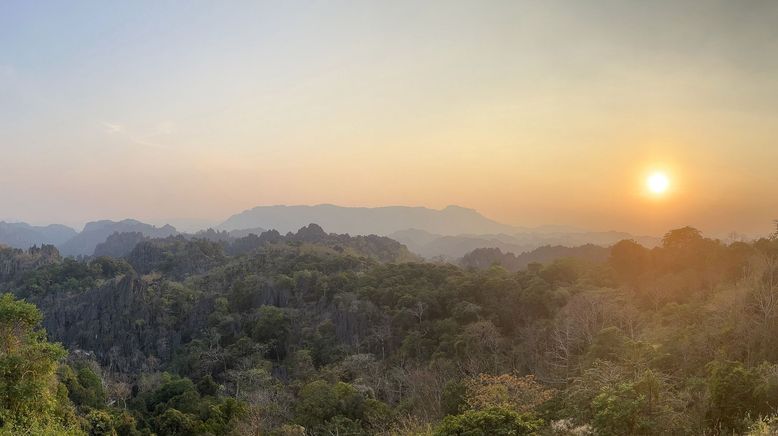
[746,254,778,325]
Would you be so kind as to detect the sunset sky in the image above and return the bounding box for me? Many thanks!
[2,1,777,236]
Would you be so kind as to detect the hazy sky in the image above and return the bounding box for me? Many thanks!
[2,1,777,235]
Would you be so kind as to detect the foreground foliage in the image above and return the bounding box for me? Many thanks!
[0,224,777,434]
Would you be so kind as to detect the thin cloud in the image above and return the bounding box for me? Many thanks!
[100,121,174,149]
[102,122,124,134]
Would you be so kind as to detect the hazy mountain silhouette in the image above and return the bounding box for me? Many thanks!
[7,205,660,258]
[219,204,517,235]
[218,204,661,258]
[93,232,148,258]
[0,222,77,249]
[390,228,660,259]
[59,219,177,256]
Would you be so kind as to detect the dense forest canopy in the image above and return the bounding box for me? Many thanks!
[1,223,778,435]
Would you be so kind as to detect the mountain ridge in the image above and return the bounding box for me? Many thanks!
[218,204,518,235]
[390,228,660,259]
[59,219,178,256]
[0,221,78,249]
[3,205,663,259]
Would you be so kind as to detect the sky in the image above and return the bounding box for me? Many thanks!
[1,1,777,236]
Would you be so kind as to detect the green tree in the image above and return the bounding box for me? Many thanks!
[60,362,106,409]
[441,380,467,416]
[609,239,650,287]
[85,409,115,436]
[252,305,291,360]
[294,380,386,434]
[154,409,197,436]
[433,407,541,436]
[707,360,762,432]
[0,293,76,431]
[590,383,650,436]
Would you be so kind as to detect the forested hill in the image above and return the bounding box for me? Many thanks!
[1,225,778,435]
[460,244,611,272]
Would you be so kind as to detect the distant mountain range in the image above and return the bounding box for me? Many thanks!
[390,228,660,259]
[0,222,77,249]
[0,204,661,258]
[58,220,177,256]
[218,205,658,259]
[218,204,518,235]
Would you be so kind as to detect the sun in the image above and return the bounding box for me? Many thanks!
[646,172,670,194]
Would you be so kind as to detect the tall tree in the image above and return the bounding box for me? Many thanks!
[0,293,78,433]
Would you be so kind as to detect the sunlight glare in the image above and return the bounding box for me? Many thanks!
[647,172,670,195]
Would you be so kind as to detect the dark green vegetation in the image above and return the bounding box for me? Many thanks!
[1,223,778,435]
